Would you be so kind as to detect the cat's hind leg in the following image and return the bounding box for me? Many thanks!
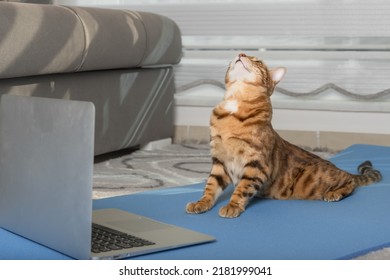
[323,161,382,202]
[186,157,231,214]
[323,180,355,202]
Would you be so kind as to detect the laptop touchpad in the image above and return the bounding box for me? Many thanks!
[106,219,172,233]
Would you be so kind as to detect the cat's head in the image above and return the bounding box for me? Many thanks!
[225,53,286,96]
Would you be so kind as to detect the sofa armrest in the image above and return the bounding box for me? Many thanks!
[0,2,182,79]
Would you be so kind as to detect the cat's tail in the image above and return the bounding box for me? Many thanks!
[354,160,382,186]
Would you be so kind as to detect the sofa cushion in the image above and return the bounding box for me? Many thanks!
[0,2,182,79]
[67,6,148,72]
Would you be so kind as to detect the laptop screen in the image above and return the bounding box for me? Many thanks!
[0,95,95,259]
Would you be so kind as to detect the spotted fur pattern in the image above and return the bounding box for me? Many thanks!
[186,53,382,218]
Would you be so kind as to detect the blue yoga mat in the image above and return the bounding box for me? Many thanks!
[0,144,389,259]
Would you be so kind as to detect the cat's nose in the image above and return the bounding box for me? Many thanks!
[239,53,246,58]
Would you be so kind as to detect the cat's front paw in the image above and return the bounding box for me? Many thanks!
[186,200,213,214]
[219,204,244,218]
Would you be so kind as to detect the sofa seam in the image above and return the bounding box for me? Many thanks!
[61,5,88,72]
[125,10,148,68]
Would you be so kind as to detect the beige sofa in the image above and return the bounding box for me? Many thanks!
[0,2,182,155]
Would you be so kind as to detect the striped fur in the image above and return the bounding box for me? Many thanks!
[186,53,382,218]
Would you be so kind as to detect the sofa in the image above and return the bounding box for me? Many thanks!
[0,2,182,155]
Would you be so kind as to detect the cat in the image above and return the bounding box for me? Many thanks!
[186,53,382,218]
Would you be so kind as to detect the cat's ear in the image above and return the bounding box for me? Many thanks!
[270,67,286,84]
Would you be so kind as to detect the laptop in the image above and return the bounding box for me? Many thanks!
[0,94,214,260]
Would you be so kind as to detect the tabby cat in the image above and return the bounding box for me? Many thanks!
[186,53,382,218]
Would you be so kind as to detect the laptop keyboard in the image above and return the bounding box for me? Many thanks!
[91,223,155,254]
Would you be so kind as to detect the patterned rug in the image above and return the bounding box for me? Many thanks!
[93,144,212,199]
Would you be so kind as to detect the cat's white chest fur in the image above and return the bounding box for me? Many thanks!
[223,100,238,113]
[225,159,244,185]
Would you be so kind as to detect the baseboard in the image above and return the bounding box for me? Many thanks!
[141,138,173,151]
